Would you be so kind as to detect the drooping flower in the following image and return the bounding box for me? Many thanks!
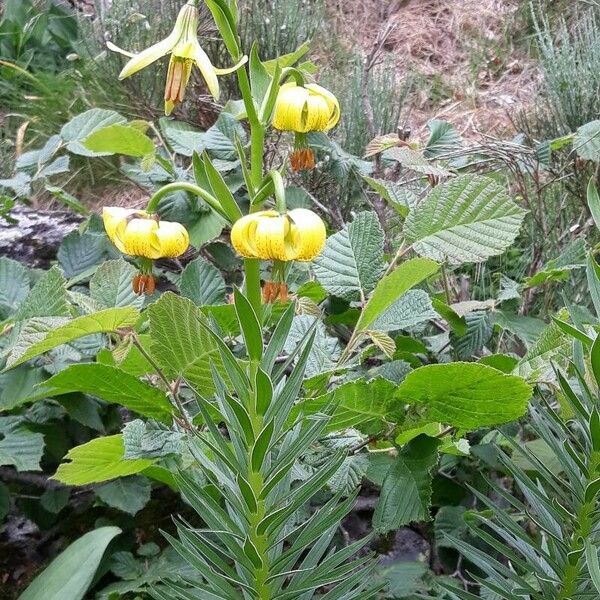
[271,82,340,171]
[272,83,340,133]
[108,2,247,114]
[230,208,326,262]
[103,207,190,295]
[103,208,190,259]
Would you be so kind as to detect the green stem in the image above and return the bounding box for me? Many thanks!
[236,64,266,317]
[246,362,271,600]
[146,182,228,221]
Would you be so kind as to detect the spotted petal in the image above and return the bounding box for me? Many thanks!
[155,221,190,257]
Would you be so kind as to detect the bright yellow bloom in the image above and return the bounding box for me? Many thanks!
[107,2,247,114]
[231,209,326,262]
[102,207,189,259]
[272,83,340,133]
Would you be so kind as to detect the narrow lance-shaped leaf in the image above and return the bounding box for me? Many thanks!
[19,527,122,600]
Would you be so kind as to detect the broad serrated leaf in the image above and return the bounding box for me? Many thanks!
[58,231,111,278]
[0,417,44,471]
[314,212,385,301]
[366,331,396,358]
[0,257,29,318]
[404,175,527,265]
[0,365,46,410]
[35,364,173,422]
[283,315,341,378]
[525,238,586,287]
[7,307,139,368]
[356,258,438,331]
[14,266,70,321]
[379,561,431,598]
[373,435,441,532]
[294,377,403,433]
[492,312,545,349]
[371,289,438,332]
[61,108,127,156]
[95,476,152,515]
[424,119,462,158]
[90,259,144,309]
[160,118,205,156]
[363,176,416,217]
[450,311,492,359]
[435,505,468,548]
[517,317,571,382]
[376,360,413,384]
[84,124,155,157]
[385,147,451,177]
[122,420,184,459]
[53,435,155,485]
[398,363,532,428]
[147,292,223,393]
[574,120,600,161]
[179,257,226,306]
[497,275,521,302]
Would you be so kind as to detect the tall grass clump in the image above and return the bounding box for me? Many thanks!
[528,5,600,136]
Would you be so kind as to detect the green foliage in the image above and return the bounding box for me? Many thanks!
[405,175,527,266]
[373,435,441,533]
[19,526,122,600]
[314,211,385,301]
[53,435,155,485]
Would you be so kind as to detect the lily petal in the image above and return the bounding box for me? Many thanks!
[306,83,341,130]
[118,31,179,80]
[122,219,162,259]
[103,207,139,253]
[106,41,136,58]
[191,40,220,99]
[154,221,190,257]
[213,54,249,76]
[288,208,326,260]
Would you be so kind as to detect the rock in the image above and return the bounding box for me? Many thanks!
[0,206,84,269]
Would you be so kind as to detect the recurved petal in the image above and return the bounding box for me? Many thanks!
[103,207,137,253]
[155,221,190,257]
[305,94,332,131]
[122,218,162,259]
[272,84,311,132]
[213,55,248,75]
[288,208,327,260]
[231,213,261,258]
[254,213,297,261]
[118,32,178,80]
[191,41,220,100]
[306,83,341,130]
[106,41,135,58]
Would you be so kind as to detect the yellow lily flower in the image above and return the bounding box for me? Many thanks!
[271,82,340,171]
[108,2,247,114]
[272,82,340,133]
[231,209,326,262]
[102,207,190,259]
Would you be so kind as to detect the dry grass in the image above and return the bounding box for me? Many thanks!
[327,0,541,138]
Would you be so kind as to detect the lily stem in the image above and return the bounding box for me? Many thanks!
[237,64,266,317]
[146,182,228,222]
